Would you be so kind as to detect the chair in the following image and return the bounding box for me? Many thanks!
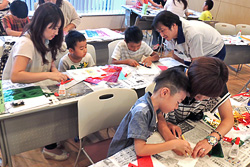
[108,40,123,64]
[203,20,219,28]
[75,88,138,165]
[145,82,156,94]
[134,16,153,45]
[215,23,236,35]
[87,44,96,64]
[236,24,250,35]
[239,79,250,93]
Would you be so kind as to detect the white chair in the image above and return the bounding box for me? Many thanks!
[236,24,250,35]
[87,44,96,64]
[215,23,236,35]
[145,82,156,94]
[75,88,138,165]
[108,40,123,64]
[203,20,219,28]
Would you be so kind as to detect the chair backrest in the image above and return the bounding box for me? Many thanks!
[145,82,156,94]
[87,44,96,64]
[236,24,250,35]
[215,23,236,35]
[134,16,153,31]
[78,88,138,139]
[203,20,219,28]
[108,40,123,64]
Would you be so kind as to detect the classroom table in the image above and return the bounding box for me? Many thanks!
[122,5,201,28]
[90,117,250,167]
[222,35,250,72]
[0,59,177,166]
[0,28,124,66]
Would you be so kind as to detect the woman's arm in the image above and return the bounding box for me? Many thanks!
[0,0,8,10]
[11,56,68,83]
[192,99,234,158]
[134,138,192,156]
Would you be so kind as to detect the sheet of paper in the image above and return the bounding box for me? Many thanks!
[159,57,187,68]
[4,96,50,114]
[66,67,106,81]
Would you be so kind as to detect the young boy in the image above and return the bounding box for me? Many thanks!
[108,67,192,157]
[2,0,30,37]
[199,0,214,21]
[58,30,95,72]
[111,26,159,67]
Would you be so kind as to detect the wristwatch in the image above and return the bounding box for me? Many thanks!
[206,136,218,146]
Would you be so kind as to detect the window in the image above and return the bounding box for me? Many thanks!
[23,0,126,15]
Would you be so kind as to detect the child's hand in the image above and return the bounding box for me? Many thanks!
[173,139,192,156]
[142,57,153,67]
[127,59,139,67]
[49,72,68,82]
[167,122,182,138]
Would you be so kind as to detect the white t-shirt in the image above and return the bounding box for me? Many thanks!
[58,53,95,72]
[164,0,188,17]
[3,34,53,80]
[167,18,224,59]
[111,40,153,62]
[61,0,80,28]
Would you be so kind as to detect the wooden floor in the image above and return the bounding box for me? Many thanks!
[1,64,250,167]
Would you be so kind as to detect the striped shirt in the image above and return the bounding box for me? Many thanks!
[111,40,153,62]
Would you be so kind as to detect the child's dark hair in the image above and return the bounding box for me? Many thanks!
[205,0,214,10]
[152,11,181,30]
[124,26,143,43]
[10,0,28,19]
[154,66,190,95]
[65,30,86,50]
[188,57,228,98]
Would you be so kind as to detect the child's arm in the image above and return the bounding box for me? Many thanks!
[4,28,22,37]
[141,52,159,66]
[134,138,192,156]
[157,112,185,156]
[11,56,68,83]
[112,58,139,67]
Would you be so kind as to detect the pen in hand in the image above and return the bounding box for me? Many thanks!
[139,63,151,68]
[181,135,190,156]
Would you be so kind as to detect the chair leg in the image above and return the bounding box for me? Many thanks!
[74,139,83,167]
[239,79,250,93]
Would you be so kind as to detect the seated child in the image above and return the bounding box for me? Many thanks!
[199,0,214,21]
[2,0,30,36]
[108,67,192,157]
[111,26,159,67]
[58,30,95,72]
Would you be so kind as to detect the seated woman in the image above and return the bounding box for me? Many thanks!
[38,0,80,34]
[2,0,30,37]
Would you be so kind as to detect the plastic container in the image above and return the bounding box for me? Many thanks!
[228,137,240,158]
[237,30,242,37]
[58,81,66,96]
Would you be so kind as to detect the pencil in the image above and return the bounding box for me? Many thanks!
[181,135,189,156]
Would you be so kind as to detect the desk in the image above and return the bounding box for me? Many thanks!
[122,5,200,28]
[0,59,177,166]
[222,35,250,72]
[91,118,250,167]
[0,29,124,66]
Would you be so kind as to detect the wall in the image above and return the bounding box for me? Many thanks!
[188,0,250,25]
[76,15,125,30]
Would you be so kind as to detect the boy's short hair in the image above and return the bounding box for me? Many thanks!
[65,30,86,50]
[205,0,214,10]
[154,66,190,95]
[152,10,181,30]
[10,0,28,19]
[124,26,143,43]
[188,57,228,98]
